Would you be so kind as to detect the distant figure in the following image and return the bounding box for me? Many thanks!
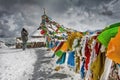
[21,28,28,50]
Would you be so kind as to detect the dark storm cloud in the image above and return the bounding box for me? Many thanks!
[0,21,14,37]
[0,0,42,7]
[0,0,120,38]
[0,0,114,14]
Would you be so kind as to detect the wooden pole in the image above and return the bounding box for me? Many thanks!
[43,8,46,15]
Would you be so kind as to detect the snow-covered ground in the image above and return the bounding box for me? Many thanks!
[0,47,37,80]
[31,48,81,80]
[0,43,81,80]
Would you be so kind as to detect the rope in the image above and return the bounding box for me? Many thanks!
[29,29,38,38]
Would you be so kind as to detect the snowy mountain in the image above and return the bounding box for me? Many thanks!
[0,41,7,48]
[0,38,16,47]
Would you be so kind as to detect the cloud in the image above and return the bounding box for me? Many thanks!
[0,0,120,38]
[0,21,13,37]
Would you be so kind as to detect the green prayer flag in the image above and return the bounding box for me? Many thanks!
[98,27,119,47]
[103,22,120,31]
[55,50,64,57]
[59,27,65,32]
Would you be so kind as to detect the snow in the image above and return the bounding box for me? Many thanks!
[32,30,43,37]
[28,37,45,43]
[0,48,37,80]
[0,41,8,48]
[39,50,82,80]
[16,37,46,43]
[0,46,82,80]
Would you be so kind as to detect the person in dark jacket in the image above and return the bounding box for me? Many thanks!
[21,28,28,50]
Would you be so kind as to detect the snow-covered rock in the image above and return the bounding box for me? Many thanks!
[0,41,7,48]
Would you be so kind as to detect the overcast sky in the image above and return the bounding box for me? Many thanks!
[0,0,120,38]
